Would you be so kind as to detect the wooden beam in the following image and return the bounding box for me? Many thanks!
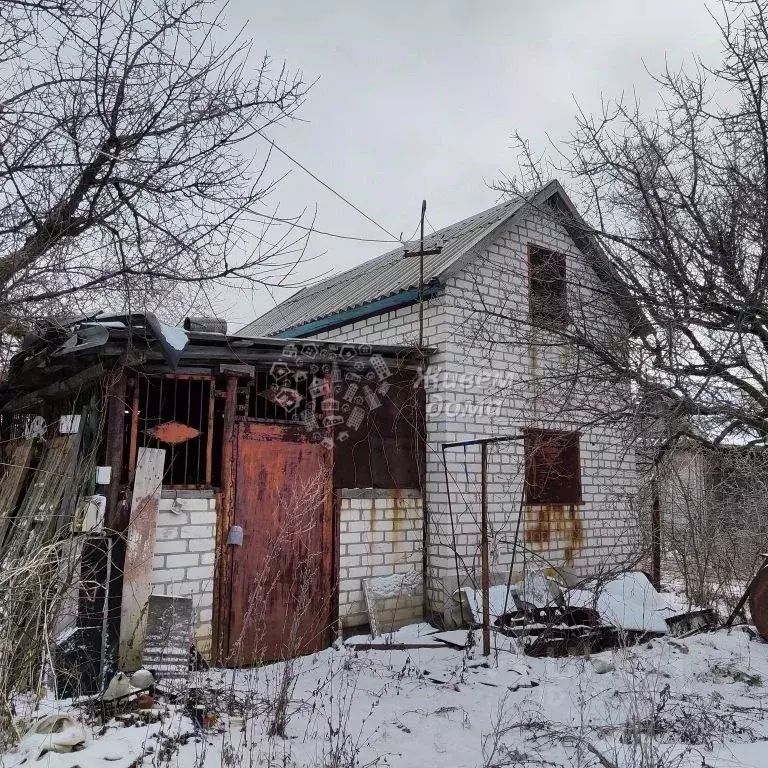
[118,447,165,670]
[1,363,105,413]
[104,371,128,532]
[205,382,215,486]
[651,475,661,590]
[213,376,238,664]
[127,380,140,484]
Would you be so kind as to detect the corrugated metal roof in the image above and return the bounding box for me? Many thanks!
[240,196,526,337]
[240,180,651,339]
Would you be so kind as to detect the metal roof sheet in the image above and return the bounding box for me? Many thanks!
[240,196,526,337]
[240,180,650,339]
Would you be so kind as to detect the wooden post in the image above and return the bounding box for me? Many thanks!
[118,447,165,670]
[104,371,128,532]
[480,441,490,656]
[99,536,114,690]
[127,379,140,484]
[213,376,238,664]
[651,473,661,590]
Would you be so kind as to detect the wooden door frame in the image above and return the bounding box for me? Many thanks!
[213,419,334,665]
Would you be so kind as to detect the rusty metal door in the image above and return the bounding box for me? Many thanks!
[227,423,332,665]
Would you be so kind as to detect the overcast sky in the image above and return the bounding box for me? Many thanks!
[219,0,724,330]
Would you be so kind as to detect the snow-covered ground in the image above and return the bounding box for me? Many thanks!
[5,626,768,768]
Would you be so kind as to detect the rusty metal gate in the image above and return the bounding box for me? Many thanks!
[224,422,333,665]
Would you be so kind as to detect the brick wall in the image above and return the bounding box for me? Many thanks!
[337,488,423,630]
[151,491,216,657]
[314,204,642,619]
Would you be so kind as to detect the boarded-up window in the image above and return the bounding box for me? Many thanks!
[529,245,567,326]
[524,429,582,504]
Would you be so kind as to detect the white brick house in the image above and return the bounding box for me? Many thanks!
[242,180,647,627]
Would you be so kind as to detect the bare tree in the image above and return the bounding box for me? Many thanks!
[493,0,768,450]
[0,0,307,337]
[451,0,768,601]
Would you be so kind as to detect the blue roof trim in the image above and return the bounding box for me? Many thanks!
[274,283,442,339]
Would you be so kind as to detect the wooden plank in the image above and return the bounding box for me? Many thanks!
[141,595,193,690]
[118,447,165,670]
[53,536,85,641]
[212,376,237,664]
[57,408,86,530]
[4,435,78,561]
[0,438,35,548]
[127,380,140,484]
[104,371,128,532]
[0,363,105,413]
[205,383,215,486]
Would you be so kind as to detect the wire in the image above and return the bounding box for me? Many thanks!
[0,107,406,248]
[250,214,397,244]
[256,130,406,246]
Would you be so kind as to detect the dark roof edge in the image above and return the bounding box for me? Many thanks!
[272,282,443,339]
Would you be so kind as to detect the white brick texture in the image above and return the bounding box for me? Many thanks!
[150,493,217,657]
[315,205,642,617]
[337,489,423,630]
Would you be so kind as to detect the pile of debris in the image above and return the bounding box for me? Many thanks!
[345,569,717,658]
[458,569,716,657]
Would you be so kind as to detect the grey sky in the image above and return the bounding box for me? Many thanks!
[219,1,723,330]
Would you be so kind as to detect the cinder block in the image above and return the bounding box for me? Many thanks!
[197,607,213,624]
[179,525,214,540]
[190,510,217,527]
[155,539,188,555]
[186,565,214,581]
[187,538,215,553]
[166,553,199,569]
[151,569,182,585]
[179,497,211,512]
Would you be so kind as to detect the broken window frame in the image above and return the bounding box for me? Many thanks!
[246,367,320,424]
[524,428,582,505]
[529,244,568,328]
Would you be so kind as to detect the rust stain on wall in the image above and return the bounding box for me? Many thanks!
[369,497,377,552]
[525,503,584,566]
[391,488,404,540]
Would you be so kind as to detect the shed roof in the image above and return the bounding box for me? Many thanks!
[0,312,427,413]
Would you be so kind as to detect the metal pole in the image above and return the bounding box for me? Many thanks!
[419,199,426,349]
[481,442,490,656]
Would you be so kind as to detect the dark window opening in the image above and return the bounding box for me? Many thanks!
[247,367,321,424]
[529,245,567,327]
[524,429,582,505]
[127,375,217,488]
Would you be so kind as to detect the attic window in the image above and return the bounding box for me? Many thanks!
[524,429,582,505]
[529,245,567,327]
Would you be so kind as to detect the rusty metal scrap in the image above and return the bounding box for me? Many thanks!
[146,420,201,445]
